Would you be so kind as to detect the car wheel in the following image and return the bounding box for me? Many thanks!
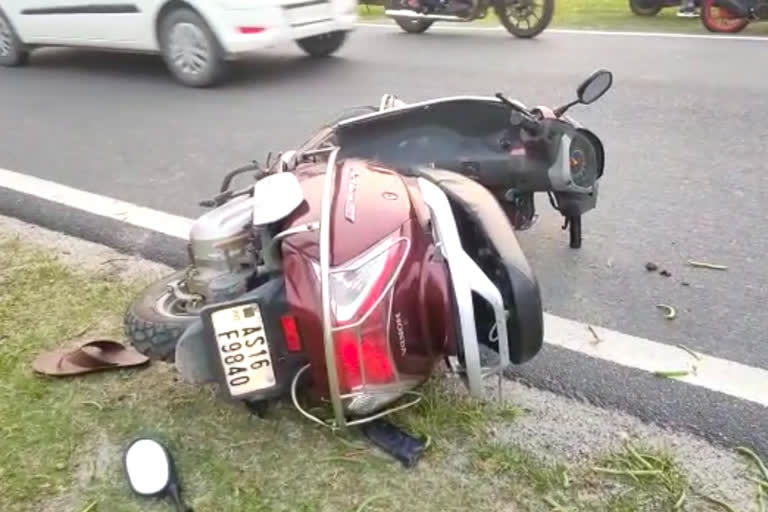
[296,30,347,58]
[0,10,29,67]
[159,8,226,87]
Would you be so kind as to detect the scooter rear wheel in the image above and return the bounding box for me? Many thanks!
[700,0,749,32]
[123,269,200,362]
[393,18,435,33]
[494,0,554,38]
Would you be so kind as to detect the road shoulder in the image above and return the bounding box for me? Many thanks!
[1,214,761,511]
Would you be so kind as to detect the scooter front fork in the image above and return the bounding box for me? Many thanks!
[562,215,582,249]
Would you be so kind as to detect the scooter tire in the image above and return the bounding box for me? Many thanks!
[393,18,434,33]
[123,269,199,362]
[494,0,554,38]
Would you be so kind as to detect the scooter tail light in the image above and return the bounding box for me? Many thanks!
[280,315,302,352]
[308,236,410,398]
[333,298,395,392]
[328,238,408,326]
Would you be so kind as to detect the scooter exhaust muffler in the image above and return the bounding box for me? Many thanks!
[385,8,465,20]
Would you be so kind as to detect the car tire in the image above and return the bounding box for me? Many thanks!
[123,269,201,361]
[296,30,347,57]
[159,8,227,87]
[0,9,30,67]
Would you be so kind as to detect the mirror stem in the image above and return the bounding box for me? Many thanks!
[553,100,579,118]
[168,482,192,512]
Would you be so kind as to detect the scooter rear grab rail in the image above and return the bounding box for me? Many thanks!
[316,148,513,430]
[318,147,347,429]
[417,178,511,395]
[315,147,424,430]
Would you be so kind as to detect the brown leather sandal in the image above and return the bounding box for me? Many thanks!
[32,339,149,377]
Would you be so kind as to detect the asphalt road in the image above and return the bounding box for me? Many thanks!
[1,25,766,449]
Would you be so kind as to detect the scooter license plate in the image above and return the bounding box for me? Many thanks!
[209,302,275,397]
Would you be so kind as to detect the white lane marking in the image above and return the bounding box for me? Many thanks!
[359,21,768,42]
[545,314,767,407]
[2,168,767,407]
[0,168,193,239]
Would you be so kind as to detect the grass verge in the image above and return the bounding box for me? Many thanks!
[358,0,768,35]
[0,233,757,511]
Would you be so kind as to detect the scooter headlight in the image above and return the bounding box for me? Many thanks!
[568,132,600,188]
[568,128,604,188]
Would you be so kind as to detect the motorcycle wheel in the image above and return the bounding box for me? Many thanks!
[700,0,748,32]
[393,18,435,33]
[628,0,663,16]
[494,0,554,38]
[123,269,202,362]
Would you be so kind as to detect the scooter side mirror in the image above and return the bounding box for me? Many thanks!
[554,68,613,117]
[577,69,613,105]
[124,438,189,511]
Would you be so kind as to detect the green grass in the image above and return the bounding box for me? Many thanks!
[358,0,768,35]
[0,235,753,512]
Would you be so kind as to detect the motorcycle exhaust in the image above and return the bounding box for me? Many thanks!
[713,0,750,17]
[385,8,465,20]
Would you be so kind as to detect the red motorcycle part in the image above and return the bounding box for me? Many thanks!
[700,0,749,32]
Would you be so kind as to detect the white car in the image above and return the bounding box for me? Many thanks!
[0,0,357,86]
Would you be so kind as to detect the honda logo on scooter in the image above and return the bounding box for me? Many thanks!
[395,311,407,356]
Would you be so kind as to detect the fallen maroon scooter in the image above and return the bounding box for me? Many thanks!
[125,70,612,461]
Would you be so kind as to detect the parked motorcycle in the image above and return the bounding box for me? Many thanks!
[699,0,765,32]
[629,0,701,16]
[384,0,555,38]
[124,70,612,431]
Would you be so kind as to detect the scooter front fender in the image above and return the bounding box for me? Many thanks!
[175,318,217,384]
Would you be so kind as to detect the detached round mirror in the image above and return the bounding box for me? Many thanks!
[124,438,190,511]
[124,438,172,495]
[578,70,613,105]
